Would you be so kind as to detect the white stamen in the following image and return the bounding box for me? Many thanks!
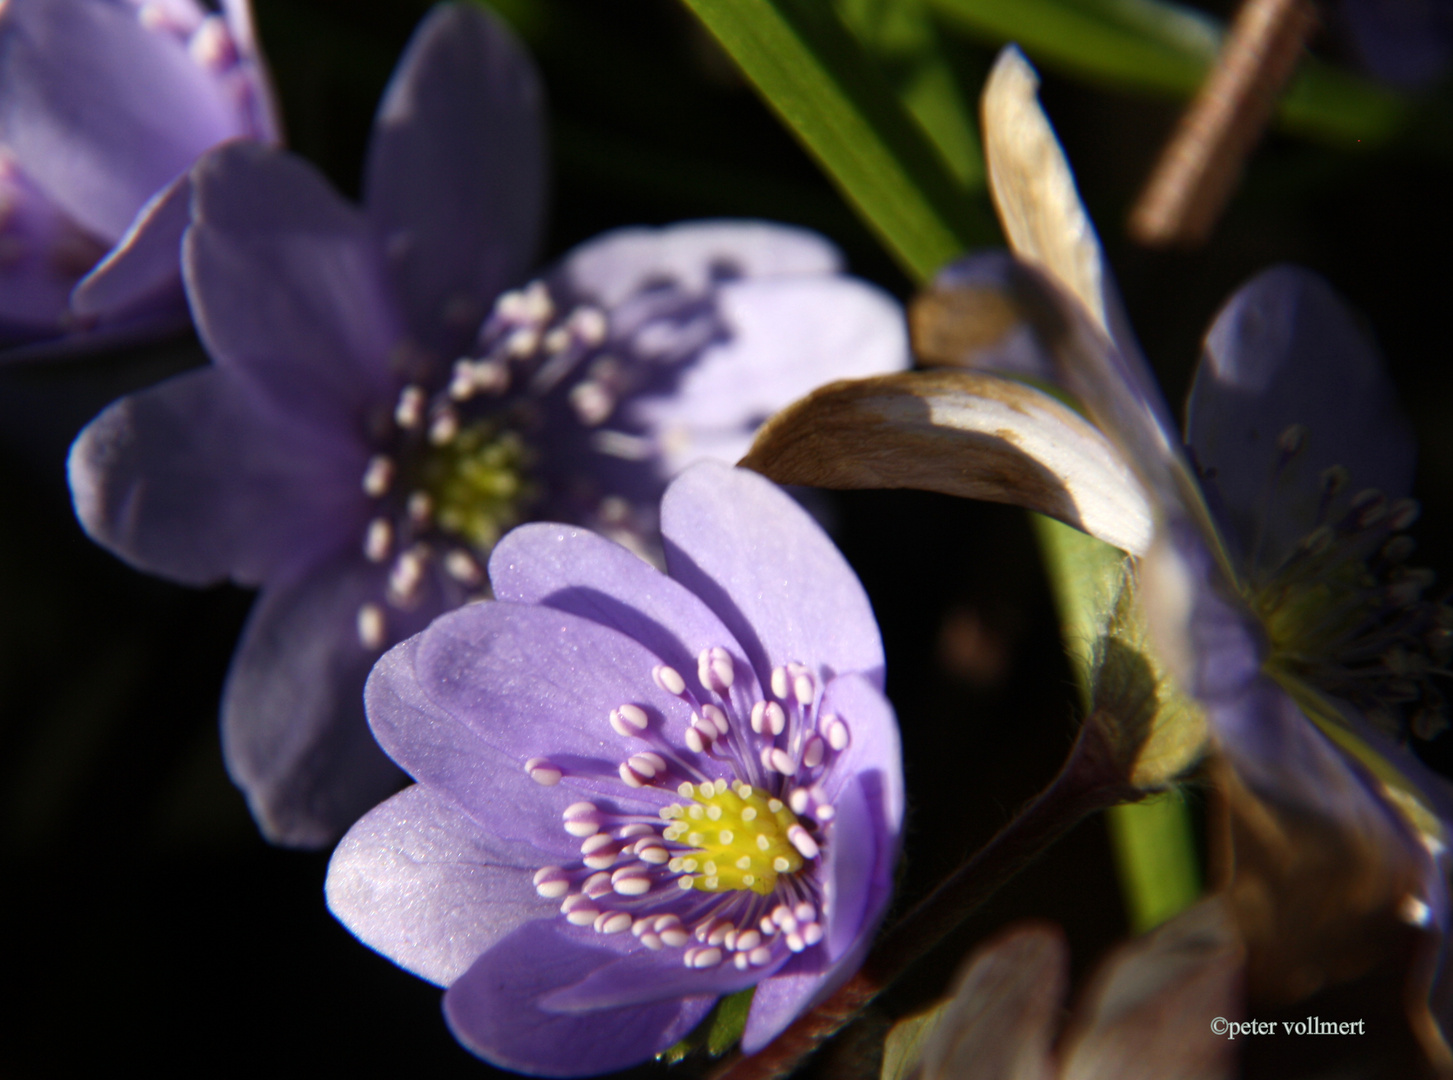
[750,701,767,734]
[582,872,613,899]
[794,902,816,923]
[590,430,655,460]
[637,843,669,865]
[642,933,665,951]
[685,727,709,754]
[620,824,654,839]
[356,603,385,650]
[565,905,599,927]
[569,381,614,426]
[364,518,393,562]
[794,673,814,705]
[659,922,690,947]
[788,825,820,859]
[786,932,806,952]
[707,922,734,947]
[388,548,426,604]
[394,385,426,429]
[788,788,810,815]
[612,869,652,897]
[618,762,646,788]
[816,804,836,823]
[612,703,649,734]
[734,930,761,952]
[188,15,235,69]
[445,549,483,585]
[570,306,609,347]
[803,922,824,946]
[735,953,749,970]
[768,748,795,775]
[525,757,561,786]
[771,666,790,699]
[771,905,797,932]
[701,704,729,736]
[472,358,511,395]
[407,490,433,524]
[765,702,786,736]
[749,946,772,967]
[562,802,599,838]
[532,866,569,899]
[802,736,825,769]
[581,834,617,869]
[428,408,458,446]
[653,664,686,696]
[825,716,850,751]
[628,752,665,779]
[362,455,394,497]
[685,947,723,969]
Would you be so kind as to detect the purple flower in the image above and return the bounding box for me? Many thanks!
[0,0,278,350]
[325,461,903,1076]
[66,3,909,847]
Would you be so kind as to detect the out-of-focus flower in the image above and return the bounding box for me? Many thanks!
[65,4,909,847]
[744,46,1453,1060]
[892,898,1241,1080]
[1338,0,1453,88]
[0,0,278,349]
[325,462,903,1077]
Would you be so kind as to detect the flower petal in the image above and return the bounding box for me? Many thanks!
[1188,265,1415,576]
[369,601,730,834]
[553,220,843,311]
[184,140,406,432]
[741,369,1153,556]
[67,367,368,588]
[662,462,884,688]
[365,3,545,357]
[326,783,557,987]
[488,522,761,701]
[541,942,779,1012]
[626,275,909,477]
[70,171,190,320]
[221,556,428,848]
[444,920,715,1077]
[0,0,241,242]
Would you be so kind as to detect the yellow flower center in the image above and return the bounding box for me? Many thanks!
[420,422,535,549]
[662,780,805,895]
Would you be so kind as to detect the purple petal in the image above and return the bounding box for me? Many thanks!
[365,3,545,357]
[487,522,760,702]
[67,367,368,588]
[70,171,190,319]
[221,556,430,848]
[625,275,908,476]
[742,969,828,1054]
[553,220,843,311]
[1188,266,1414,577]
[0,157,97,333]
[326,783,558,986]
[219,0,282,142]
[367,602,731,843]
[184,140,406,432]
[541,941,780,1012]
[661,461,884,688]
[444,920,714,1077]
[0,0,242,242]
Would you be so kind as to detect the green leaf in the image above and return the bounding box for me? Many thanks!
[928,0,1409,147]
[679,0,997,282]
[880,1002,948,1080]
[708,987,756,1056]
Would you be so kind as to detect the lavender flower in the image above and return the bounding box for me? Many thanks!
[0,0,278,349]
[66,3,908,847]
[746,46,1453,1046]
[326,461,903,1076]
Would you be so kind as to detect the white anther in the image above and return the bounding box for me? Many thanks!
[582,872,613,899]
[825,716,850,751]
[543,325,572,354]
[749,946,772,967]
[734,953,749,970]
[802,736,825,769]
[364,518,393,562]
[590,911,629,935]
[750,701,767,733]
[362,454,395,497]
[685,727,709,754]
[569,381,614,426]
[445,549,483,585]
[356,603,385,650]
[407,490,434,524]
[698,647,735,692]
[637,843,670,865]
[816,804,836,823]
[707,922,734,947]
[678,782,696,797]
[569,306,609,347]
[685,947,723,970]
[788,788,810,815]
[612,869,652,897]
[788,825,820,859]
[768,748,795,775]
[394,385,426,429]
[618,762,646,788]
[505,326,541,358]
[765,702,786,736]
[566,905,599,927]
[388,549,425,603]
[786,932,806,953]
[771,905,796,931]
[473,358,510,394]
[734,930,761,952]
[794,673,814,705]
[760,917,776,935]
[794,902,816,923]
[525,757,561,786]
[659,923,690,947]
[448,360,477,400]
[562,802,599,837]
[760,746,776,772]
[428,408,458,446]
[803,922,824,946]
[498,281,554,324]
[701,704,729,736]
[581,833,615,856]
[771,666,790,699]
[628,753,665,779]
[642,933,664,951]
[613,703,649,734]
[560,893,594,915]
[620,824,654,839]
[532,867,570,899]
[652,665,686,696]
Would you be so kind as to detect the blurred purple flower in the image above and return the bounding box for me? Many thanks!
[326,461,904,1076]
[66,3,909,847]
[0,0,278,350]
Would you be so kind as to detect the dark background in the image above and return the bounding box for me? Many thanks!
[2,0,1451,1075]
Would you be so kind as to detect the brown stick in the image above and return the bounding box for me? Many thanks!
[706,713,1139,1080]
[1128,0,1317,248]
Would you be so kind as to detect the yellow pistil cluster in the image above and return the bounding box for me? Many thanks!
[421,423,535,549]
[661,779,804,895]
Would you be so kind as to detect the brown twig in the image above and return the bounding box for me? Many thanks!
[1128,0,1318,248]
[706,712,1140,1080]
